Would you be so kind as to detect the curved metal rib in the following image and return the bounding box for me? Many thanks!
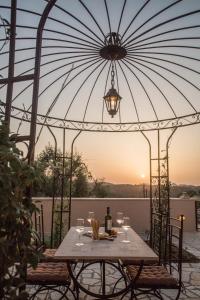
[127,37,200,52]
[125,25,200,49]
[0,36,100,51]
[122,0,183,45]
[64,59,105,119]
[39,57,101,99]
[78,0,106,40]
[125,56,197,113]
[123,8,200,47]
[124,58,177,118]
[128,53,200,76]
[114,61,121,123]
[10,55,99,103]
[102,62,112,123]
[127,54,200,93]
[0,49,98,72]
[117,61,140,122]
[121,0,150,41]
[48,1,105,45]
[104,0,112,36]
[15,7,103,48]
[116,0,127,36]
[83,60,108,121]
[121,60,159,120]
[127,50,200,62]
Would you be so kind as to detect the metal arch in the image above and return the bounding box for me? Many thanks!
[68,130,82,230]
[46,126,58,248]
[29,0,58,163]
[140,131,152,244]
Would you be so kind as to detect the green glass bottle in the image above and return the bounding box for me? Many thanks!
[105,207,112,235]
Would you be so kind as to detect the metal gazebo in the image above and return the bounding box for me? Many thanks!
[0,0,200,249]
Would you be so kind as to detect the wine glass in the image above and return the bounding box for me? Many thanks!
[75,218,84,246]
[87,212,94,233]
[116,212,124,233]
[121,217,130,243]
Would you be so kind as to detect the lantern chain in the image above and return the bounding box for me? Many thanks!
[111,63,115,88]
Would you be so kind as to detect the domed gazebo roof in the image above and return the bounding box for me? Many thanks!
[0,0,200,132]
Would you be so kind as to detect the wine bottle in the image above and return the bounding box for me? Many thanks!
[105,207,112,235]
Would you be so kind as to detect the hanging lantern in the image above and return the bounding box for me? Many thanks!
[104,87,121,118]
[104,63,122,118]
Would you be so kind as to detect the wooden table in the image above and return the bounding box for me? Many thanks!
[55,227,158,299]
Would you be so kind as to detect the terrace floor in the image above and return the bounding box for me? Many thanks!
[28,232,200,300]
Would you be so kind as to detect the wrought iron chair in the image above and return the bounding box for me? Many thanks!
[33,203,69,263]
[27,206,77,299]
[123,212,164,268]
[125,215,184,300]
[26,262,76,300]
[113,212,163,294]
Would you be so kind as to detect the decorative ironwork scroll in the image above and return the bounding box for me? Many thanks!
[2,104,200,133]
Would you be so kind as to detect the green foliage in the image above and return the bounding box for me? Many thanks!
[0,121,41,299]
[90,178,108,198]
[33,144,92,197]
[73,171,89,196]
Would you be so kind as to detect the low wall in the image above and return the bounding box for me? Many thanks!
[33,197,196,236]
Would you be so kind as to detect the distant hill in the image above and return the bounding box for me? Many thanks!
[103,183,145,198]
[99,182,200,198]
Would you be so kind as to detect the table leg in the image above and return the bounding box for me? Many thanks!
[102,261,106,296]
[67,260,144,299]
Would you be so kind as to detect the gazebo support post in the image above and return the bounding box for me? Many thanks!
[28,0,57,164]
[68,131,82,230]
[4,0,17,127]
[142,128,177,259]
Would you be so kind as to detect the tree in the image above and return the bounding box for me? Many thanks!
[73,170,89,197]
[90,178,108,198]
[34,144,92,197]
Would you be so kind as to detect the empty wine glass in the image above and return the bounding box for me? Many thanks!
[75,218,84,246]
[87,212,94,233]
[121,217,130,243]
[116,212,124,233]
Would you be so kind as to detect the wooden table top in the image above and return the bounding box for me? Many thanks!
[55,227,158,261]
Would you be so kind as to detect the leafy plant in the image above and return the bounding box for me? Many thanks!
[0,120,41,299]
[33,144,92,197]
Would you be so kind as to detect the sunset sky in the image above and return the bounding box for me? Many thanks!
[35,122,200,186]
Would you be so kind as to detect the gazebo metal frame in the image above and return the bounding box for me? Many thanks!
[0,0,200,249]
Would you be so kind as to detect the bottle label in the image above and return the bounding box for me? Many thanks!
[107,219,112,230]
